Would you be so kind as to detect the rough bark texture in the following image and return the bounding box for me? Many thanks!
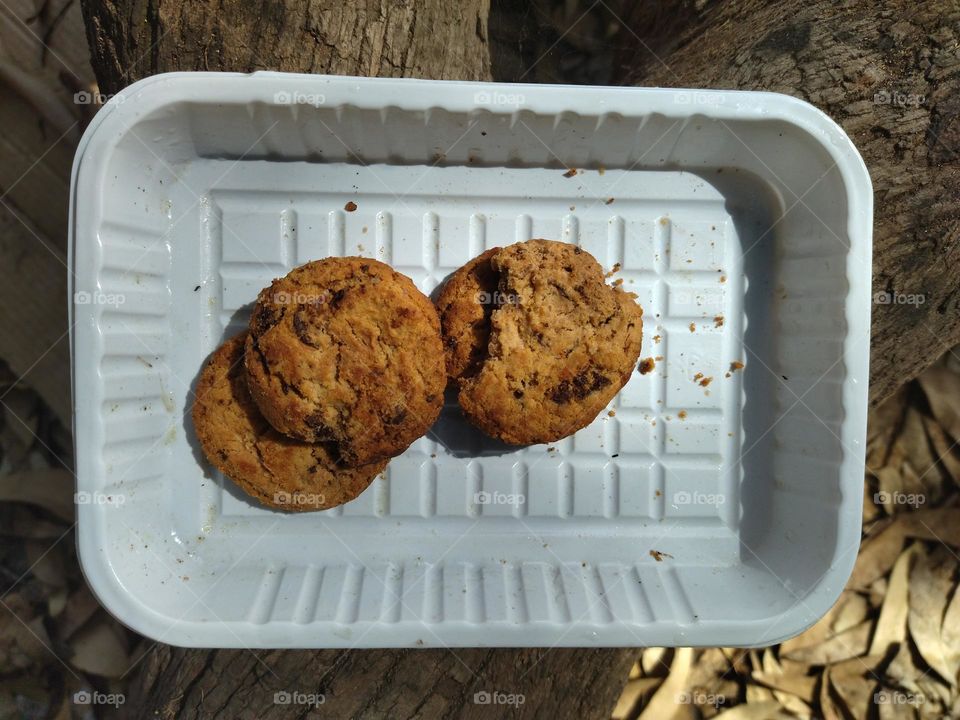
[81,0,492,92]
[128,645,634,719]
[615,0,960,407]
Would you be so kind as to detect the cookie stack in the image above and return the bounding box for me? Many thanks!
[193,258,446,512]
[193,240,643,512]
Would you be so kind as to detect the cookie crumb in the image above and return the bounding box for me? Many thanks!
[714,315,724,327]
[638,358,656,375]
[729,361,744,372]
[597,166,606,175]
[563,168,578,178]
[607,410,616,417]
[678,410,687,420]
[605,197,614,205]
[344,201,357,212]
[649,549,673,562]
[688,322,696,333]
[699,377,713,387]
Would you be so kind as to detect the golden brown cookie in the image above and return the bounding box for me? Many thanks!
[435,247,501,383]
[192,334,386,511]
[245,258,445,465]
[449,240,643,445]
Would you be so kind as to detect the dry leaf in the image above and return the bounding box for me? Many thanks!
[641,647,670,676]
[57,586,100,640]
[713,700,793,719]
[612,677,661,719]
[818,667,845,720]
[832,591,869,633]
[918,361,960,441]
[922,415,960,483]
[781,621,871,664]
[24,541,66,587]
[637,647,693,720]
[67,612,130,678]
[848,518,906,589]
[907,546,959,686]
[829,670,876,720]
[870,545,915,655]
[751,671,816,702]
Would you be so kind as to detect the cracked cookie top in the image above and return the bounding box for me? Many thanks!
[192,333,386,511]
[442,240,643,445]
[244,257,445,465]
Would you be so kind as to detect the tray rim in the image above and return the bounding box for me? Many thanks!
[69,71,873,648]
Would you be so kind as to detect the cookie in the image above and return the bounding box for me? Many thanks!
[435,247,501,383]
[245,257,445,465]
[450,239,643,445]
[192,334,386,512]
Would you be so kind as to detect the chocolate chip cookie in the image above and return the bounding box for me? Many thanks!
[192,334,386,511]
[244,258,445,465]
[445,240,643,445]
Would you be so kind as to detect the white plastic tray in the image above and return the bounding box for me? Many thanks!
[69,73,872,648]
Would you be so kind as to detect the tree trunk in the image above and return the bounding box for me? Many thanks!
[614,0,960,407]
[129,645,634,719]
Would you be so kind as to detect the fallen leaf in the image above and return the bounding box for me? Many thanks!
[612,677,661,719]
[907,545,958,686]
[637,646,693,719]
[67,612,130,678]
[713,700,793,719]
[781,621,871,664]
[870,545,915,656]
[918,361,960,441]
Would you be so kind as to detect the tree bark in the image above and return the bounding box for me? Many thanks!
[614,0,960,407]
[128,645,634,719]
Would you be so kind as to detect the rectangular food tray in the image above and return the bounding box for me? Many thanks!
[69,72,872,648]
